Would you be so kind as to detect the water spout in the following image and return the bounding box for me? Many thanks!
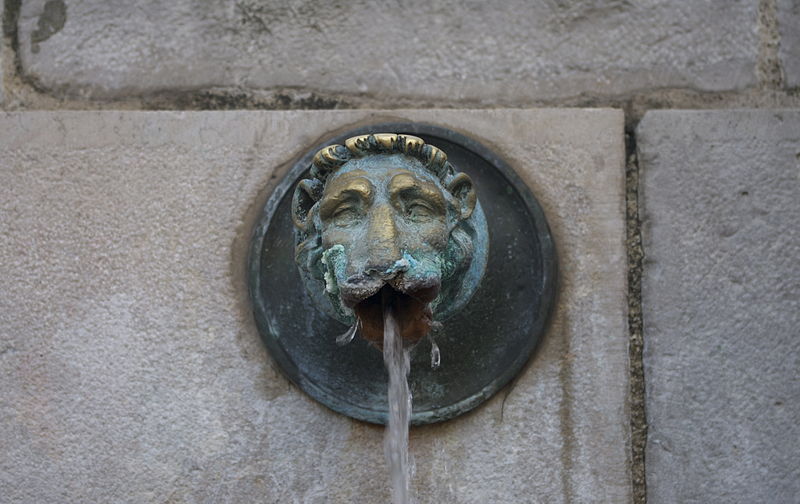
[382,300,412,504]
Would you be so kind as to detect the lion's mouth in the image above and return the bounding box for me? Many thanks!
[351,283,436,348]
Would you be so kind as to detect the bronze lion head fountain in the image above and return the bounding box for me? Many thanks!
[248,123,556,424]
[291,133,488,348]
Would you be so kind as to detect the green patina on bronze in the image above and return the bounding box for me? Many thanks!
[291,133,489,347]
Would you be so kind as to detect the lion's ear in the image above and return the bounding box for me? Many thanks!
[291,179,323,231]
[447,173,477,220]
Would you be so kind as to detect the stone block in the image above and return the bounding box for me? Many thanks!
[638,110,800,503]
[15,0,757,102]
[0,109,628,503]
[778,0,800,87]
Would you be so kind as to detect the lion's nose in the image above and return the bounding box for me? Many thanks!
[365,204,401,275]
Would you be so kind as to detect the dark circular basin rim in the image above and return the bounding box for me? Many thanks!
[248,122,558,425]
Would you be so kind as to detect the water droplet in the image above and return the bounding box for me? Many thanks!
[430,340,441,370]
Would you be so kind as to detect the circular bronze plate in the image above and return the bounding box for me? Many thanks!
[248,123,557,425]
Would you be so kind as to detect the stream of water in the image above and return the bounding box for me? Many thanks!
[382,307,412,504]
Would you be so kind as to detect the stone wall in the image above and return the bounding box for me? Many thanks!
[638,110,800,503]
[1,1,799,503]
[2,0,798,115]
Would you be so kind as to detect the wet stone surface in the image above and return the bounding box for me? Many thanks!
[638,110,800,504]
[0,110,628,503]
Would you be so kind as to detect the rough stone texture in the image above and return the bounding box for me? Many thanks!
[639,110,800,503]
[15,0,757,102]
[0,110,628,503]
[778,0,800,86]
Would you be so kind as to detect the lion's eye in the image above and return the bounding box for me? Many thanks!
[333,206,361,227]
[406,203,434,222]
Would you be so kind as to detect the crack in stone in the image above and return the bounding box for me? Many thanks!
[626,126,647,504]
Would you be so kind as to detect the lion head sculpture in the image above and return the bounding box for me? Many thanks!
[291,133,488,347]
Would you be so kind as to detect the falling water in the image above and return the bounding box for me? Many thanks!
[429,322,443,370]
[336,319,359,346]
[429,339,441,370]
[382,305,412,504]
